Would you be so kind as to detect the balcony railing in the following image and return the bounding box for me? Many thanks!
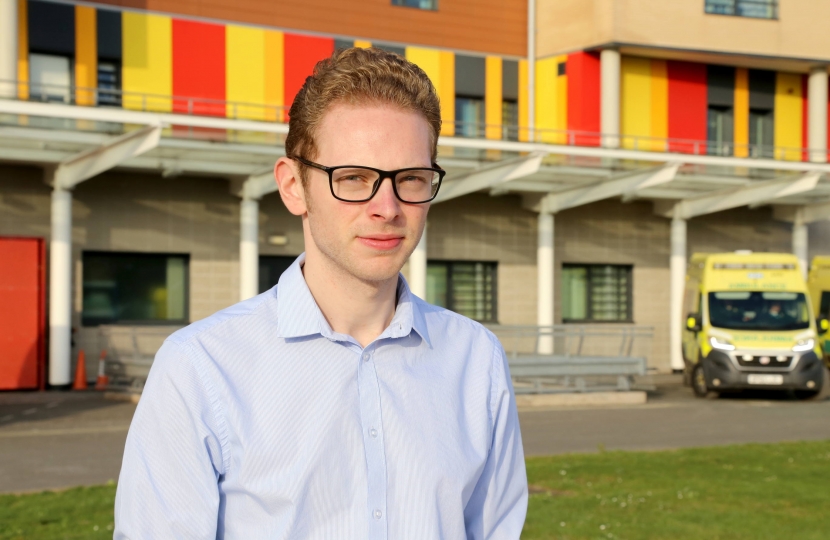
[1,79,823,162]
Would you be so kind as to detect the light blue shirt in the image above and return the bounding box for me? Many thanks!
[115,254,527,539]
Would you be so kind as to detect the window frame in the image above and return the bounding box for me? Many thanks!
[704,0,778,20]
[391,0,438,11]
[426,259,499,324]
[561,263,634,324]
[81,250,190,327]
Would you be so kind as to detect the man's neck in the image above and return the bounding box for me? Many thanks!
[301,251,399,348]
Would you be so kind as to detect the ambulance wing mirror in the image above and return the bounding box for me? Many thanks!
[686,313,702,333]
[817,317,829,336]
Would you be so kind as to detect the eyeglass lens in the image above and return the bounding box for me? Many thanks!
[331,167,441,202]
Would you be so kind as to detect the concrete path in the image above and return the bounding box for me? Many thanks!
[1,379,829,493]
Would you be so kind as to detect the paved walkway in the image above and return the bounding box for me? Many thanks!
[1,380,829,493]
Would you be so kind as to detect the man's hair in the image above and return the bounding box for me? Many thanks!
[285,47,442,185]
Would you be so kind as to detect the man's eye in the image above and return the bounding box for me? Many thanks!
[400,175,427,183]
[337,174,368,182]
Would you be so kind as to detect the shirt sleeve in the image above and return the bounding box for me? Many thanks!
[114,339,227,540]
[463,338,528,540]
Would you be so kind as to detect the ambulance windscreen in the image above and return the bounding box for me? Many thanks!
[708,291,810,331]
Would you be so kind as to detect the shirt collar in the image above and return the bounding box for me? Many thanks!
[276,253,431,347]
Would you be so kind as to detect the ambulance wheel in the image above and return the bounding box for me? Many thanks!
[796,366,829,401]
[692,363,710,398]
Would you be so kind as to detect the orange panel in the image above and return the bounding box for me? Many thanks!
[0,237,45,390]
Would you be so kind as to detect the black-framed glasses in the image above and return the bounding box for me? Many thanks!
[289,155,445,204]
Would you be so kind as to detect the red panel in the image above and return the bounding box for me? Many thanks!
[0,237,46,390]
[566,51,601,146]
[667,61,707,154]
[284,34,334,112]
[172,19,226,117]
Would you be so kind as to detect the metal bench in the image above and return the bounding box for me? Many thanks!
[488,324,654,393]
[99,325,182,393]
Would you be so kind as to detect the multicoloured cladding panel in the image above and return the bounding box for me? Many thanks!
[13,1,821,158]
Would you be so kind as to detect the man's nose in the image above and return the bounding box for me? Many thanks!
[368,176,402,218]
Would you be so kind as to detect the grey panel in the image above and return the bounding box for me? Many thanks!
[707,65,735,107]
[455,55,485,98]
[503,60,519,101]
[749,69,776,110]
[97,9,122,61]
[334,39,354,52]
[29,0,75,56]
[374,43,406,58]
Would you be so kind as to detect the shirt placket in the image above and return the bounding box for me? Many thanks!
[357,346,388,540]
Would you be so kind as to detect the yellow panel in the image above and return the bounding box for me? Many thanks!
[621,56,652,150]
[226,25,266,120]
[264,30,284,122]
[650,60,667,151]
[122,13,172,112]
[535,57,559,143]
[17,0,28,99]
[518,59,529,142]
[439,51,454,137]
[774,72,803,161]
[354,40,372,49]
[485,56,502,140]
[734,68,749,158]
[75,6,96,106]
[405,47,441,89]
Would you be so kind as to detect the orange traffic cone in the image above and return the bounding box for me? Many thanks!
[95,350,109,391]
[73,350,88,390]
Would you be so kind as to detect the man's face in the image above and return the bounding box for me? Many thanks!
[301,103,432,283]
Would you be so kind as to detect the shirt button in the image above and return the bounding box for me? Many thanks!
[362,353,370,362]
[370,428,378,438]
[374,509,382,520]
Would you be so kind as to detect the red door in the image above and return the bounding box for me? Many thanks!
[0,237,46,390]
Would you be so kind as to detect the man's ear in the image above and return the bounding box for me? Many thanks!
[275,157,308,216]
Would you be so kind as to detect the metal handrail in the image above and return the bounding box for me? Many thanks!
[486,324,654,361]
[1,78,822,162]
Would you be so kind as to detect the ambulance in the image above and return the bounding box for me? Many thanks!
[807,256,830,362]
[682,252,826,398]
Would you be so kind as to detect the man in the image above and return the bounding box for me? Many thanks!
[115,47,527,539]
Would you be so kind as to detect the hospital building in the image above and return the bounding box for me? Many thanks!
[2,0,830,389]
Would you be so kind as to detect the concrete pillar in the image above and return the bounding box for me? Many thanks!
[669,216,687,372]
[409,226,427,299]
[49,187,73,386]
[600,48,621,149]
[0,0,17,99]
[537,211,555,354]
[793,218,809,281]
[239,198,259,301]
[808,66,828,163]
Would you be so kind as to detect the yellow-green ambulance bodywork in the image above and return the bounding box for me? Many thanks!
[682,252,825,397]
[807,256,830,365]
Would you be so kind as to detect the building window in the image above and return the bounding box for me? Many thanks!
[502,99,519,141]
[456,96,485,138]
[258,255,296,293]
[391,0,437,10]
[82,252,189,326]
[561,264,633,322]
[749,108,774,157]
[97,61,122,106]
[426,261,497,323]
[704,0,778,19]
[707,105,734,156]
[29,53,73,103]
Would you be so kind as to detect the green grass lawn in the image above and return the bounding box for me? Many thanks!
[2,440,830,539]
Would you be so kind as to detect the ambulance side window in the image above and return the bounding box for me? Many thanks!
[820,292,830,318]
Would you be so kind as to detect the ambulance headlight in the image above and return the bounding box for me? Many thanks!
[710,336,736,351]
[792,339,815,352]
